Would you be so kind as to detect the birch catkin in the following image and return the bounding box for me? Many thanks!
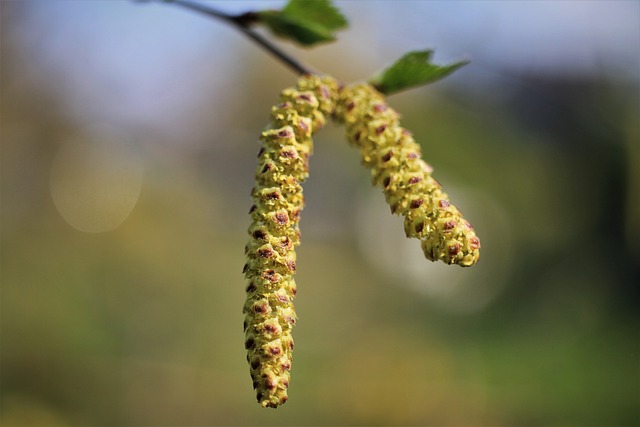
[243,75,339,408]
[336,83,481,266]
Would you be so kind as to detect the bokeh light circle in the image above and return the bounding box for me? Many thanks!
[356,184,513,314]
[50,124,143,233]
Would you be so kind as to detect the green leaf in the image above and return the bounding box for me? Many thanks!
[370,50,470,95]
[258,0,348,46]
[282,0,347,31]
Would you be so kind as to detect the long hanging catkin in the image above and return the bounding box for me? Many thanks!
[243,75,339,408]
[336,83,480,266]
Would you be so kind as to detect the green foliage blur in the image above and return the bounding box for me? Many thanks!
[2,1,638,426]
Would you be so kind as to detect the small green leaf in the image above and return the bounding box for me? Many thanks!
[259,11,334,45]
[370,50,470,95]
[258,0,348,46]
[282,0,347,31]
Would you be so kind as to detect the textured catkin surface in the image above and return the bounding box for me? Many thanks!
[243,75,339,408]
[335,83,481,266]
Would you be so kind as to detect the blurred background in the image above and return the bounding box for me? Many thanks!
[2,0,639,425]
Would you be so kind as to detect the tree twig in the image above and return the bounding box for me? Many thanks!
[157,0,314,75]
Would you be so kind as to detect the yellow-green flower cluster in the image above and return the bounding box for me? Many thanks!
[243,75,339,408]
[336,83,480,266]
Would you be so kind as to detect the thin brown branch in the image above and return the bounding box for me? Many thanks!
[155,0,315,75]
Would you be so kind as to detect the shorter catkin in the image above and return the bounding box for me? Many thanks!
[243,74,339,408]
[336,83,480,266]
